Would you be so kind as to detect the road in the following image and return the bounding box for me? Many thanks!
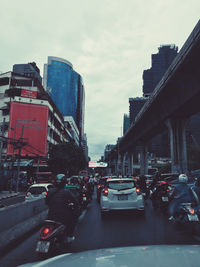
[0,193,25,208]
[0,190,200,267]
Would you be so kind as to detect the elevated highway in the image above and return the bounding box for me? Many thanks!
[114,20,200,174]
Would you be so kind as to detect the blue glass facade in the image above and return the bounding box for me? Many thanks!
[44,57,85,141]
[46,59,78,123]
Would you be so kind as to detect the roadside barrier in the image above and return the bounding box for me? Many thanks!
[0,198,48,253]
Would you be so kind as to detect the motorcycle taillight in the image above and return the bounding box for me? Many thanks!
[190,208,195,215]
[40,226,53,240]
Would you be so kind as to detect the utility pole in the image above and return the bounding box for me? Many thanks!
[0,118,6,168]
[16,126,24,193]
[36,156,40,182]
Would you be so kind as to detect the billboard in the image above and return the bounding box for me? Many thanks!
[7,102,49,157]
[89,161,108,168]
[21,89,37,99]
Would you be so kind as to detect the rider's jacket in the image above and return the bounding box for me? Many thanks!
[46,187,79,224]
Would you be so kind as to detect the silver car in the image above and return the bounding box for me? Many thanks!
[25,183,54,200]
[100,178,144,215]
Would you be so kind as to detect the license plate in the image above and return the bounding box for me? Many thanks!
[36,241,50,253]
[162,197,168,202]
[83,197,87,201]
[118,195,128,200]
[188,214,199,221]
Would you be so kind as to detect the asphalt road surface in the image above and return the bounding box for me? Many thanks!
[0,193,25,208]
[1,190,200,267]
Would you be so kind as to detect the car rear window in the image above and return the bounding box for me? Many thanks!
[29,187,46,195]
[108,181,135,190]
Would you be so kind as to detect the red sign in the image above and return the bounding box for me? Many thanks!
[21,89,37,99]
[7,102,49,157]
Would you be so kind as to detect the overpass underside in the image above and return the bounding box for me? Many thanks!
[117,20,200,175]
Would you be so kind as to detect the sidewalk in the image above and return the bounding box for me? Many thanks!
[0,191,20,201]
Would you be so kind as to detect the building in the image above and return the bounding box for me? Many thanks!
[143,45,178,97]
[64,116,79,146]
[140,45,178,157]
[0,71,79,164]
[104,144,115,160]
[13,62,42,83]
[123,114,130,135]
[129,97,147,126]
[43,57,85,142]
[81,133,89,162]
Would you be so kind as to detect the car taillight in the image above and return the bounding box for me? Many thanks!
[45,192,47,197]
[26,192,29,197]
[136,188,141,194]
[103,188,109,196]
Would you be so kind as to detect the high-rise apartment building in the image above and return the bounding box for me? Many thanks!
[43,57,85,141]
[143,45,178,97]
[13,62,42,83]
[129,97,147,126]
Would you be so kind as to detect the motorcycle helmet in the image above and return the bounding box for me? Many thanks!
[178,174,188,183]
[55,173,66,186]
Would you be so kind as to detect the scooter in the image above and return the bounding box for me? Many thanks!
[36,220,67,255]
[172,202,199,224]
[82,185,90,208]
[36,203,75,256]
[151,181,172,213]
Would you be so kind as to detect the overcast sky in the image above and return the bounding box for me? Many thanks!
[0,0,199,160]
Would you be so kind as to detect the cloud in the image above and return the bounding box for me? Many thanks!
[0,0,199,160]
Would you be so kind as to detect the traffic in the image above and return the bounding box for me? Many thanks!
[28,171,200,258]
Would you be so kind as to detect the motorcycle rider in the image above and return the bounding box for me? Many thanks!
[137,175,148,199]
[45,173,79,243]
[148,171,161,203]
[169,173,197,221]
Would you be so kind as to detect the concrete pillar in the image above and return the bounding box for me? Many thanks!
[166,119,188,173]
[130,153,134,175]
[117,152,121,176]
[122,153,126,177]
[127,152,133,176]
[139,145,148,175]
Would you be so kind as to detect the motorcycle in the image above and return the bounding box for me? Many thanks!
[172,202,199,224]
[82,185,91,208]
[150,181,171,213]
[36,203,75,256]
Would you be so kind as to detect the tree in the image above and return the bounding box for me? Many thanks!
[48,141,87,176]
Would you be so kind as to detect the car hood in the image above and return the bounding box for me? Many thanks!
[17,245,200,267]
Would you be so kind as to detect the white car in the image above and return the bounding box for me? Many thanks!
[25,183,54,200]
[100,178,144,215]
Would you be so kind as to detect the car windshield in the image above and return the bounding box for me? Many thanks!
[29,187,46,195]
[108,181,135,190]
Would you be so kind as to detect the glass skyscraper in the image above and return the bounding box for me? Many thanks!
[43,57,85,140]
